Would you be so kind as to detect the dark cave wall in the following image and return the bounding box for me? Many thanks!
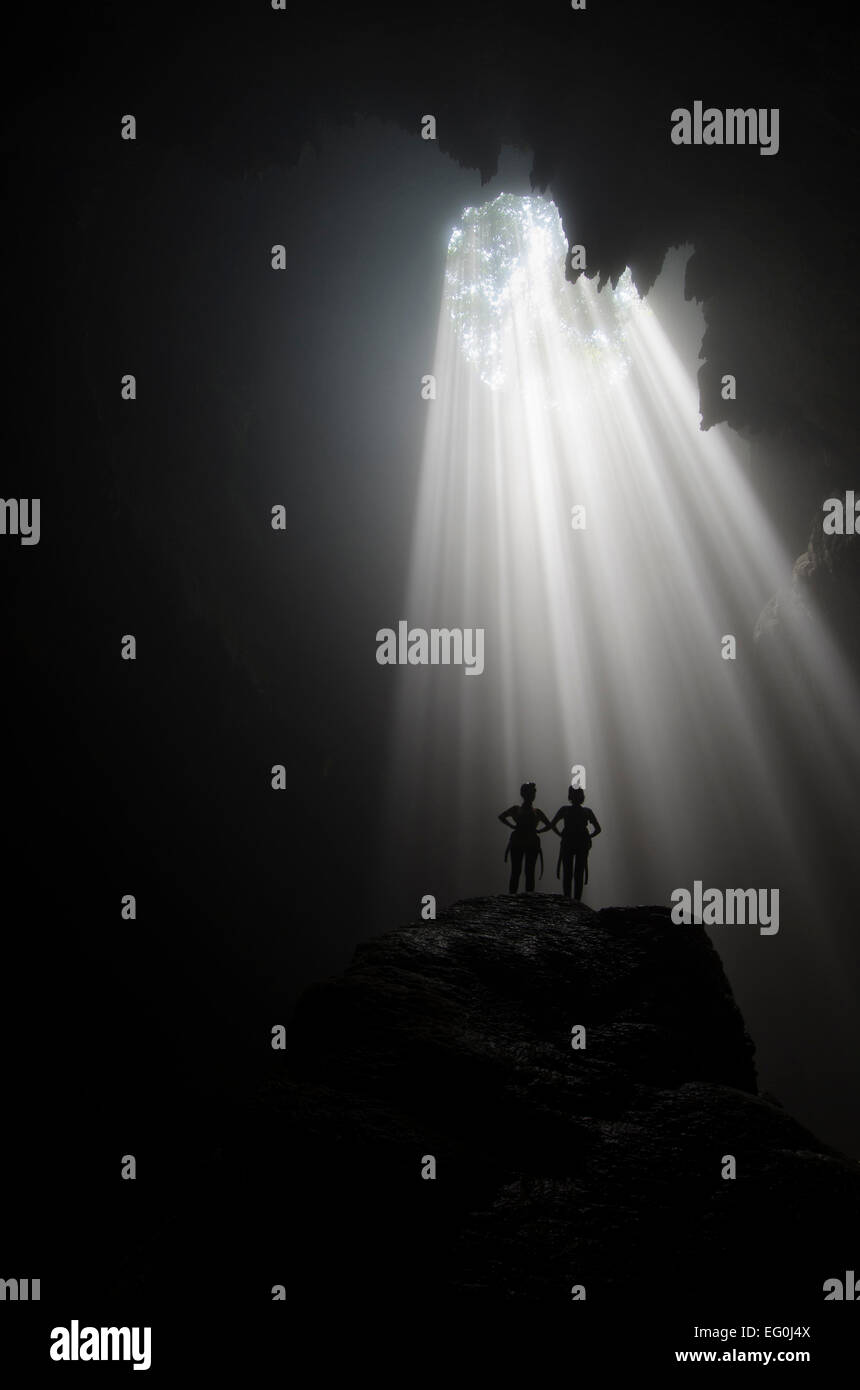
[41,1,857,469]
[68,3,859,667]
[14,1,853,919]
[14,4,855,817]
[19,4,853,692]
[5,0,857,1137]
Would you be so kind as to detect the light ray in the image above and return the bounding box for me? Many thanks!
[384,194,860,978]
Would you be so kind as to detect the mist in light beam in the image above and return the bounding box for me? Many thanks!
[384,194,860,993]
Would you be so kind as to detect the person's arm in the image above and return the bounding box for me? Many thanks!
[536,808,554,833]
[499,805,518,829]
[548,807,565,835]
[588,810,602,838]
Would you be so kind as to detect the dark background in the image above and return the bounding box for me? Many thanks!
[1,0,858,1368]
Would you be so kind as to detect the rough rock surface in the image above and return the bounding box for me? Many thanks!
[756,513,860,665]
[217,895,860,1311]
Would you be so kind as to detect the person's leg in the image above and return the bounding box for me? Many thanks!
[509,845,523,892]
[573,850,586,900]
[562,847,573,898]
[524,844,538,892]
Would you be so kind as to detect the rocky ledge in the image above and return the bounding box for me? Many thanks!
[235,895,860,1311]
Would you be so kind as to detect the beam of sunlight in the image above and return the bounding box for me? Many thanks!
[383,193,860,992]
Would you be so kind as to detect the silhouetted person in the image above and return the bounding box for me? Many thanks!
[499,782,552,892]
[550,786,602,900]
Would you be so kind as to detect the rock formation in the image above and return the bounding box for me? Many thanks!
[175,894,860,1316]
